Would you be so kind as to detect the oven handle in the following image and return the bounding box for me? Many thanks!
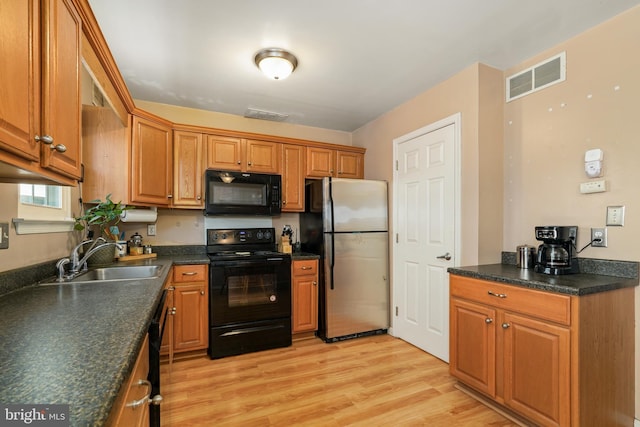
[219,323,286,337]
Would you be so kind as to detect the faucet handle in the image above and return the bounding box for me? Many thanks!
[56,258,71,282]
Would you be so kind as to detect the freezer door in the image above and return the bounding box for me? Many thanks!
[323,178,388,232]
[323,231,389,339]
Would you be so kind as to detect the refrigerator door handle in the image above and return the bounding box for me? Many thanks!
[328,177,335,290]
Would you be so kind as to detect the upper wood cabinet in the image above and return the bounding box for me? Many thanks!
[336,150,363,179]
[131,114,173,206]
[206,135,280,174]
[0,0,82,184]
[173,130,204,208]
[306,147,363,179]
[281,144,305,212]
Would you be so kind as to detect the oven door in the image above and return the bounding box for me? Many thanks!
[209,256,291,325]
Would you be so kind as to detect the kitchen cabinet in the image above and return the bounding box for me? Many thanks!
[105,335,150,427]
[0,0,82,184]
[173,130,204,208]
[131,113,173,206]
[306,147,363,178]
[281,144,305,212]
[291,259,318,334]
[171,264,209,353]
[449,274,634,427]
[206,135,280,173]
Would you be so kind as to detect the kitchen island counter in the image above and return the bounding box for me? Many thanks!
[0,258,173,426]
[448,261,638,296]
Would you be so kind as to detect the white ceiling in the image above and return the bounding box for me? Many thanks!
[88,1,640,132]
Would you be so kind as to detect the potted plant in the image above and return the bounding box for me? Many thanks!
[74,194,132,265]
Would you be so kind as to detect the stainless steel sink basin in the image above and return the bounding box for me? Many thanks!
[70,265,163,282]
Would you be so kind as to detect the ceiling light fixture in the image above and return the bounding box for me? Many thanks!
[254,48,298,80]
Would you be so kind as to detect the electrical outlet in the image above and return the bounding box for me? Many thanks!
[147,224,156,236]
[591,227,607,248]
[580,180,607,194]
[0,222,8,249]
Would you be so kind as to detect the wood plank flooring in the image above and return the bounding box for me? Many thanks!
[160,334,516,426]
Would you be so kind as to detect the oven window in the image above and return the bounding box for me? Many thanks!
[210,182,266,206]
[227,271,278,306]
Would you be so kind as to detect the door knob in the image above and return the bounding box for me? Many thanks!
[436,252,451,261]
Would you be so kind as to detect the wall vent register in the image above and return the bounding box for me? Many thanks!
[506,52,566,101]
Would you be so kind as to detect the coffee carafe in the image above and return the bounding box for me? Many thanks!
[534,226,579,275]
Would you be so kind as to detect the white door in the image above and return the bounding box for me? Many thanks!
[393,116,458,362]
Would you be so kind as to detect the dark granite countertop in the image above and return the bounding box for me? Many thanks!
[291,252,320,260]
[448,262,638,296]
[0,258,175,426]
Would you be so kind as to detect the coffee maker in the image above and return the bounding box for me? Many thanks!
[534,226,580,275]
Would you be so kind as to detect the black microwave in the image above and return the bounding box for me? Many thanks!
[204,170,282,216]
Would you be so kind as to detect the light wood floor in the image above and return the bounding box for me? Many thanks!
[160,334,516,426]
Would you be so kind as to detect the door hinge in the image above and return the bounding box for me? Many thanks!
[395,306,399,316]
[395,233,399,243]
[395,160,398,171]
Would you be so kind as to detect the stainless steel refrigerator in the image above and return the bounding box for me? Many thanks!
[300,177,389,342]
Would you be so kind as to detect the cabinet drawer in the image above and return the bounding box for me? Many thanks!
[173,264,207,283]
[292,259,318,276]
[450,275,571,326]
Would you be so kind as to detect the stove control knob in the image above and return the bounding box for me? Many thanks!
[264,230,272,240]
[257,231,264,239]
[221,233,228,240]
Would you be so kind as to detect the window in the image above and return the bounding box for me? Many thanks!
[19,184,62,208]
[13,184,74,234]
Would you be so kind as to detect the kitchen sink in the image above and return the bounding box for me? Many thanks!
[43,264,165,285]
[70,265,163,282]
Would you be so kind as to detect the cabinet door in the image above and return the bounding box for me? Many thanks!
[502,312,570,427]
[206,135,242,171]
[292,260,318,333]
[449,297,496,397]
[173,130,204,208]
[173,282,208,352]
[40,0,82,179]
[281,144,305,212]
[131,115,173,206]
[0,0,40,161]
[246,139,280,173]
[336,151,363,179]
[306,146,335,177]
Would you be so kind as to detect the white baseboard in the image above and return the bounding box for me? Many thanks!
[635,418,640,427]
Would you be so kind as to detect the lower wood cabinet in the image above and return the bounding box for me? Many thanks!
[162,264,209,356]
[291,259,319,334]
[449,274,634,427]
[106,335,150,427]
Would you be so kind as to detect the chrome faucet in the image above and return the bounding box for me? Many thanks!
[74,241,124,274]
[69,237,106,274]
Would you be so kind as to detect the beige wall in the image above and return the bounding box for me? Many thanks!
[503,6,640,418]
[135,100,352,146]
[352,63,504,266]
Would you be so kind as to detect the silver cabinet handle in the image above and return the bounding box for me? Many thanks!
[488,291,507,298]
[126,379,151,408]
[200,290,205,295]
[502,323,510,329]
[313,281,317,286]
[237,160,241,164]
[125,379,163,408]
[301,266,311,270]
[436,252,451,261]
[196,195,201,200]
[181,271,198,276]
[35,134,66,152]
[35,135,53,144]
[485,318,493,324]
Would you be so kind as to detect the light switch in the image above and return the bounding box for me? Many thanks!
[606,205,625,226]
[0,222,9,249]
